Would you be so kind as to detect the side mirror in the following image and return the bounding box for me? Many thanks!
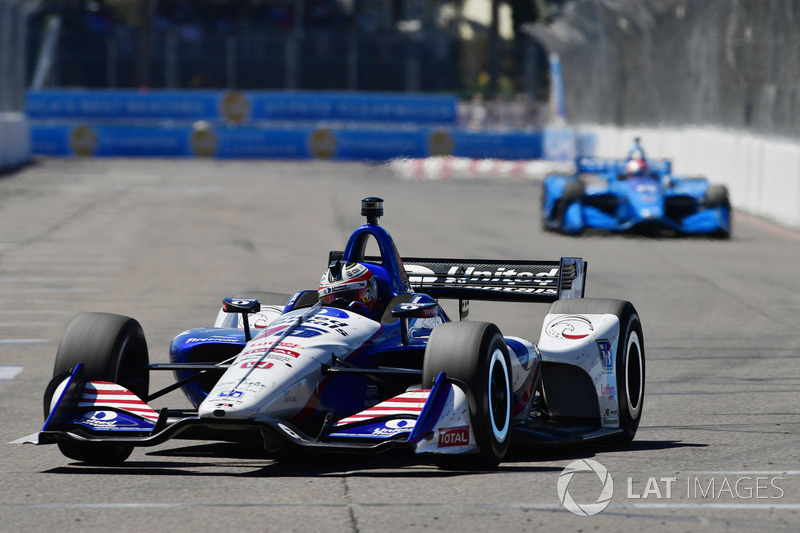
[391,301,438,346]
[391,301,438,319]
[222,298,261,341]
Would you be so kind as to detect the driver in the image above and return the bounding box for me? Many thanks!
[624,137,649,177]
[624,156,649,177]
[318,260,379,318]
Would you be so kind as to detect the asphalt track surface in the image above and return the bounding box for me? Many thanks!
[1,158,799,532]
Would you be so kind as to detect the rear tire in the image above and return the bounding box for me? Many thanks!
[422,322,512,469]
[46,312,150,464]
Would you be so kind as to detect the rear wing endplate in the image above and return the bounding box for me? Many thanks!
[401,257,586,303]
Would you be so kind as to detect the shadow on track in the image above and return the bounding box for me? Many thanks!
[42,439,705,478]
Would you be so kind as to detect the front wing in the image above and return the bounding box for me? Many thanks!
[17,364,625,455]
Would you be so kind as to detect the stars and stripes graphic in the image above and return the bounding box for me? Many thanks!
[335,389,430,427]
[78,381,159,422]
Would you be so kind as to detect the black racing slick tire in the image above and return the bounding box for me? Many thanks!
[556,180,585,234]
[546,298,645,443]
[46,312,150,464]
[703,184,732,239]
[422,321,512,469]
[703,184,730,209]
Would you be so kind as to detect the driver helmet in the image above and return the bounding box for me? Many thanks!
[625,157,649,177]
[318,261,379,316]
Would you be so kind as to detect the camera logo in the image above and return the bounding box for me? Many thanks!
[557,459,614,516]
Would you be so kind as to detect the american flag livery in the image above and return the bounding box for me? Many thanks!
[78,381,159,422]
[335,389,431,427]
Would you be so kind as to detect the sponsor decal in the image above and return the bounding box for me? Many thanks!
[69,124,98,156]
[240,361,274,370]
[428,128,454,157]
[288,326,326,338]
[397,302,438,318]
[220,89,250,124]
[406,265,560,294]
[272,347,301,358]
[190,124,218,157]
[309,127,337,159]
[600,384,615,400]
[82,410,119,427]
[546,315,594,340]
[371,419,415,437]
[217,390,244,398]
[265,353,294,363]
[319,307,349,319]
[185,336,241,344]
[438,426,470,447]
[443,266,559,293]
[597,339,613,370]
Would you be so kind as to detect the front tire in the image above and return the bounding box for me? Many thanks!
[47,312,150,464]
[703,184,732,239]
[556,180,585,234]
[422,321,512,469]
[545,299,645,442]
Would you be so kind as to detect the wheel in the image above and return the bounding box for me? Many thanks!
[703,184,730,208]
[422,321,512,469]
[703,184,732,239]
[554,180,585,234]
[546,298,645,442]
[46,312,150,464]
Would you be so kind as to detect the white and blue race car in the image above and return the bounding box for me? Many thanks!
[20,198,646,469]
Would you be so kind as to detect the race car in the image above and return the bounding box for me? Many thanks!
[541,149,732,237]
[17,197,646,469]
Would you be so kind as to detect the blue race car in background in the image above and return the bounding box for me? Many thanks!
[541,145,732,238]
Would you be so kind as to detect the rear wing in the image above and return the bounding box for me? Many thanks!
[401,257,586,304]
[577,156,672,176]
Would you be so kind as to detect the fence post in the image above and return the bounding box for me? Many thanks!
[226,35,237,88]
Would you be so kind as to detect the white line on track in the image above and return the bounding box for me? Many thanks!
[0,502,798,510]
[0,339,49,344]
[0,366,24,379]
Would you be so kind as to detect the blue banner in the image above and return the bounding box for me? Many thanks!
[27,90,220,121]
[27,89,458,125]
[249,92,458,124]
[451,131,543,160]
[30,121,545,161]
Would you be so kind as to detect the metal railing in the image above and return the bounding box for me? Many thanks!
[529,0,800,139]
[0,0,38,112]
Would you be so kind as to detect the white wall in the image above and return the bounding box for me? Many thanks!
[581,125,800,231]
[0,113,31,172]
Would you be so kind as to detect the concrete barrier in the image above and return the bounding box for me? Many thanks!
[580,125,800,231]
[0,113,31,173]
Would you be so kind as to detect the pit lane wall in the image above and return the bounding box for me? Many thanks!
[580,125,800,231]
[0,113,31,172]
[27,90,545,161]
